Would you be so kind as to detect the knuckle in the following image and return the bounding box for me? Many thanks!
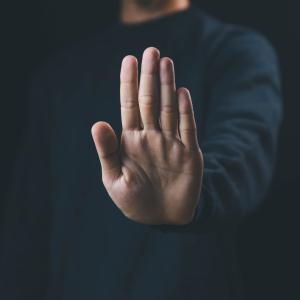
[121,100,138,109]
[161,104,174,113]
[139,94,154,104]
[171,142,184,156]
[180,127,196,133]
[139,130,149,145]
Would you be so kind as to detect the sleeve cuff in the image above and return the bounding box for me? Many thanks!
[148,186,211,234]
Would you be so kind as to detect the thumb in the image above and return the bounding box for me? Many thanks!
[91,121,121,183]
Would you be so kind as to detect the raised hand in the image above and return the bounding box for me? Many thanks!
[91,47,203,225]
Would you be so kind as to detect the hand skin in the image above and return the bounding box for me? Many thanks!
[91,47,203,226]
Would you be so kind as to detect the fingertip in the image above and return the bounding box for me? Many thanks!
[177,87,191,98]
[177,87,193,113]
[91,121,119,158]
[160,57,174,69]
[91,122,121,180]
[143,47,160,60]
[91,121,112,139]
[91,121,100,137]
[121,55,138,81]
[141,47,160,75]
[160,57,175,84]
[122,55,138,67]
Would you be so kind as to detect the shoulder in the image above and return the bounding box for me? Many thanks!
[190,9,280,85]
[194,9,276,55]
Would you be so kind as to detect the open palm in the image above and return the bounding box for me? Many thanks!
[92,47,203,225]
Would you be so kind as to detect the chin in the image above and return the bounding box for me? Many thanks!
[134,0,168,9]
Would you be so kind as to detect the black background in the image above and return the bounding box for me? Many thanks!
[1,1,298,299]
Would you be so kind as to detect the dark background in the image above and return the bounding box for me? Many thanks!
[1,0,298,299]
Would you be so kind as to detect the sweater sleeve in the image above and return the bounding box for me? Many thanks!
[153,29,283,233]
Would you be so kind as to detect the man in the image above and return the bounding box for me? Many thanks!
[1,0,283,299]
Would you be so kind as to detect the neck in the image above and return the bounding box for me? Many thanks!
[120,0,190,25]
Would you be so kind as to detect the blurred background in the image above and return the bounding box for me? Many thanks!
[1,1,298,299]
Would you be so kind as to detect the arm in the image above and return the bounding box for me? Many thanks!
[91,33,283,232]
[195,31,283,229]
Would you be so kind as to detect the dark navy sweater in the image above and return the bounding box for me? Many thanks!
[1,6,283,300]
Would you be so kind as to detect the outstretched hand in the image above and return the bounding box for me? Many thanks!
[91,47,203,225]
